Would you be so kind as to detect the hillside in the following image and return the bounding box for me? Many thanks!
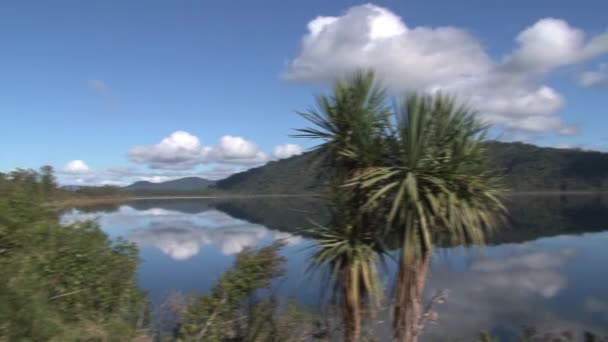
[123,177,215,192]
[215,151,326,194]
[216,141,608,193]
[485,141,608,191]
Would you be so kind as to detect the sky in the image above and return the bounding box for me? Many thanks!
[1,0,607,185]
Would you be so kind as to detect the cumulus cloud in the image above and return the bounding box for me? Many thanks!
[285,5,608,135]
[128,131,300,170]
[128,131,267,170]
[502,18,608,73]
[62,160,91,174]
[207,135,268,164]
[273,143,303,159]
[128,131,210,170]
[579,63,608,88]
[87,79,107,95]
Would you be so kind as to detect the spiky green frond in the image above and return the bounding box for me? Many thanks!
[350,93,506,256]
[306,220,386,313]
[293,69,392,171]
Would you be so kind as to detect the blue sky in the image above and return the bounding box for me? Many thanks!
[1,0,607,185]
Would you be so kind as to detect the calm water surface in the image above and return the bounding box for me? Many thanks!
[61,196,608,340]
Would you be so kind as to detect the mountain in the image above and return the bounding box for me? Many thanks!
[215,151,325,194]
[216,141,608,193]
[61,185,83,191]
[485,141,608,191]
[123,177,215,192]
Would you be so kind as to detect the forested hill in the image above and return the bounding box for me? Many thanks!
[214,150,326,194]
[123,177,214,191]
[215,141,608,193]
[485,141,608,191]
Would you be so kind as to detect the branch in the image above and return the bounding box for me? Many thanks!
[418,289,448,331]
[196,297,227,341]
[49,289,86,300]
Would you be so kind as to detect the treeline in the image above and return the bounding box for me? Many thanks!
[0,166,59,202]
[69,185,126,198]
[0,166,127,207]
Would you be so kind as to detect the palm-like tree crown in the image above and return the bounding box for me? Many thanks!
[352,93,505,255]
[297,70,506,342]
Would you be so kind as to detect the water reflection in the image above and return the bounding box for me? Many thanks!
[59,196,608,339]
[63,205,302,261]
[129,219,301,260]
[426,238,608,339]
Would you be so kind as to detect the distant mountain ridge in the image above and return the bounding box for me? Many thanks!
[123,177,215,192]
[122,141,608,194]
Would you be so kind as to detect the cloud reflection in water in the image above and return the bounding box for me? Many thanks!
[62,205,302,261]
[129,219,301,260]
[425,248,578,339]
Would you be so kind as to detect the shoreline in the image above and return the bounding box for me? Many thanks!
[56,191,608,208]
[55,194,317,208]
[130,194,317,200]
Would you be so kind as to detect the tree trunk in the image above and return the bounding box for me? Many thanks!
[342,265,361,342]
[393,251,431,342]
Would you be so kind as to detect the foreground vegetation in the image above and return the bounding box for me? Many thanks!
[0,169,321,341]
[0,168,147,341]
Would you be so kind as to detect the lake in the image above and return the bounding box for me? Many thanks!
[60,195,608,340]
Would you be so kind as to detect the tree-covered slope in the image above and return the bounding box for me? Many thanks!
[215,151,326,194]
[216,141,608,193]
[124,176,215,191]
[486,141,608,191]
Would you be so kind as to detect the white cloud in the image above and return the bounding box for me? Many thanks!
[285,5,608,136]
[273,143,303,159]
[503,19,587,73]
[285,5,491,89]
[128,131,267,170]
[138,175,175,183]
[129,131,303,170]
[88,79,107,95]
[128,131,210,170]
[579,63,608,88]
[207,135,268,164]
[100,180,128,186]
[62,160,91,174]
